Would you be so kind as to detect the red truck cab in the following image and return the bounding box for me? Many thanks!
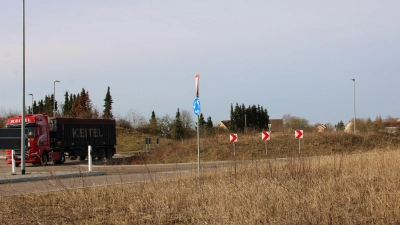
[5,114,64,166]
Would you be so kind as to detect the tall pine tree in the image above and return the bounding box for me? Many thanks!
[103,86,113,119]
[199,113,206,129]
[230,103,270,132]
[229,104,236,131]
[71,88,93,118]
[149,111,159,135]
[206,116,213,129]
[62,91,73,117]
[173,108,184,139]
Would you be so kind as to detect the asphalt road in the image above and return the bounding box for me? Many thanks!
[0,151,234,197]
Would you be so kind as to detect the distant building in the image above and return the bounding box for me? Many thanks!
[382,120,400,134]
[269,119,284,132]
[344,121,354,133]
[216,120,230,130]
[317,124,327,132]
[344,119,400,133]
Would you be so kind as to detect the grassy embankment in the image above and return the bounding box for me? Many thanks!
[1,130,400,224]
[116,128,399,164]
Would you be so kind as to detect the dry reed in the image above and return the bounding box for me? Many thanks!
[1,150,400,224]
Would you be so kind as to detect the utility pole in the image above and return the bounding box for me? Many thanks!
[352,79,356,133]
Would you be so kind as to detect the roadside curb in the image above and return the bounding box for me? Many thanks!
[0,171,106,184]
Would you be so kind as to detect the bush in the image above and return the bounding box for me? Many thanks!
[116,118,133,130]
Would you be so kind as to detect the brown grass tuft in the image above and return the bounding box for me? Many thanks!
[2,150,400,224]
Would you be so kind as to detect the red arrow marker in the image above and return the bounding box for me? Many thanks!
[295,130,303,139]
[262,131,270,141]
[230,133,237,142]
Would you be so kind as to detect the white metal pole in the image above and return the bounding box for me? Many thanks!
[234,142,236,157]
[265,141,268,155]
[21,0,26,175]
[12,150,16,173]
[197,114,200,173]
[298,139,301,154]
[88,145,92,172]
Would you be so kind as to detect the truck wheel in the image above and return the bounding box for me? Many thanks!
[41,152,48,166]
[55,151,65,164]
[105,148,113,159]
[79,155,86,161]
[98,149,105,161]
[91,149,98,160]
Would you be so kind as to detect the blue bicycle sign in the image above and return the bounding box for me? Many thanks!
[193,98,201,116]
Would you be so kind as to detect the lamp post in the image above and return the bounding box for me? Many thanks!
[28,94,33,114]
[53,80,60,117]
[21,0,26,175]
[352,79,356,133]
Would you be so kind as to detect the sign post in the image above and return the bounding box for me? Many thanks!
[149,138,151,152]
[195,74,200,98]
[295,129,303,153]
[194,74,201,173]
[88,145,92,172]
[230,133,237,156]
[144,138,152,153]
[12,150,16,173]
[268,124,272,155]
[262,131,270,155]
[230,133,238,176]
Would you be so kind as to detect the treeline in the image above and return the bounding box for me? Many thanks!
[28,87,113,119]
[229,103,269,132]
[118,108,215,140]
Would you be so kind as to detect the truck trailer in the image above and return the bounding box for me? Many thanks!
[5,114,116,166]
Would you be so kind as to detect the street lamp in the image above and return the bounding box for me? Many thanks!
[352,79,356,133]
[28,94,33,114]
[21,0,26,175]
[53,80,60,117]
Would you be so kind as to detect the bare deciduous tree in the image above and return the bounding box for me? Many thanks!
[180,109,194,130]
[126,109,147,129]
[0,107,20,128]
[282,114,310,132]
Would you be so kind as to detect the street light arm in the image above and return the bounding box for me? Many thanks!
[28,94,33,114]
[53,80,61,117]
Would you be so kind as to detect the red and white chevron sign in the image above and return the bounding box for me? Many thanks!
[295,130,303,139]
[230,133,237,143]
[262,131,270,141]
[195,74,200,98]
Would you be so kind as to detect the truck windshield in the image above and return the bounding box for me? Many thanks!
[27,126,35,137]
[6,123,36,138]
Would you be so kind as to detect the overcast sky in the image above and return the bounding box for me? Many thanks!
[1,0,399,125]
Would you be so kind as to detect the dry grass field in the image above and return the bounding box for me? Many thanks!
[1,130,400,224]
[118,129,400,164]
